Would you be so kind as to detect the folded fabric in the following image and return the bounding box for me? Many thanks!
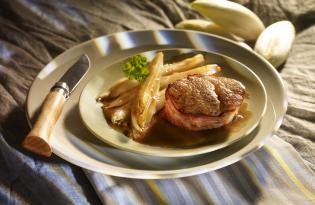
[0,0,314,205]
[86,136,315,205]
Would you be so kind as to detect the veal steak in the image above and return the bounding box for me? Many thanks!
[164,75,245,131]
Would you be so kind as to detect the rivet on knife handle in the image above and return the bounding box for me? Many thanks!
[22,82,69,157]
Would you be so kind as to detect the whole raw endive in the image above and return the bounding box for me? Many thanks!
[191,0,265,41]
[254,21,295,68]
[175,19,237,40]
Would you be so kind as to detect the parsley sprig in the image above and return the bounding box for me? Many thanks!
[122,55,149,81]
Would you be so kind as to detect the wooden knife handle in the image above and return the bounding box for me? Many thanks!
[22,82,69,157]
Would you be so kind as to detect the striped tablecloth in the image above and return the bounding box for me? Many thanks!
[86,136,315,205]
[0,0,314,204]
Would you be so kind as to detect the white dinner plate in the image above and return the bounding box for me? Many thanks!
[26,30,287,178]
[79,49,267,157]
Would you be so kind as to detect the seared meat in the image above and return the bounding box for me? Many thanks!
[167,75,221,116]
[164,75,245,131]
[209,76,245,111]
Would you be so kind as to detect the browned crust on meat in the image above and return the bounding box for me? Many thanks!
[164,74,245,131]
[164,92,238,131]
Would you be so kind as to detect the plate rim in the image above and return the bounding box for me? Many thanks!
[52,99,276,179]
[78,49,268,157]
[25,29,288,178]
[26,28,288,122]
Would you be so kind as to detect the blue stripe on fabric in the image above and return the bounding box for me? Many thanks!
[230,165,257,203]
[211,171,235,204]
[173,179,197,205]
[255,148,294,185]
[116,178,146,205]
[247,153,291,203]
[107,177,138,205]
[143,180,167,204]
[268,140,315,193]
[263,145,315,201]
[197,173,227,204]
[182,176,216,204]
[255,147,309,202]
[0,185,9,205]
[109,185,138,205]
[102,187,124,205]
[219,167,255,204]
[245,155,268,184]
[131,180,157,205]
[215,170,248,205]
[101,176,122,205]
[154,180,181,205]
[161,180,186,205]
[232,159,265,202]
[105,180,133,204]
[41,166,84,205]
[107,176,145,205]
[180,177,212,205]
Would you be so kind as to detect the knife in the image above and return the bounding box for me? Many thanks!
[22,54,90,157]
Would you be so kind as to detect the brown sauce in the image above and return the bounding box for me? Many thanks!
[141,102,252,148]
[102,102,252,148]
[99,52,253,148]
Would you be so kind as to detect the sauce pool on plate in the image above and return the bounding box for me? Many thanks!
[103,102,252,148]
[141,102,252,148]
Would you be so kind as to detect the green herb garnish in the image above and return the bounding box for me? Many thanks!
[123,55,149,81]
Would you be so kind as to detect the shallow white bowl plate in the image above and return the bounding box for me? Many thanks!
[79,50,267,157]
[26,30,287,178]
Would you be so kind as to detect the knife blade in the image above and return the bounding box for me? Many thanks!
[22,54,90,157]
